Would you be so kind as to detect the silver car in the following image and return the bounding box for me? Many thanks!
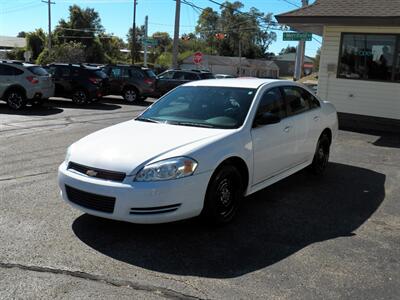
[0,61,54,110]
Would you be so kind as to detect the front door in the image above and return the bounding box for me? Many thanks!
[251,87,297,185]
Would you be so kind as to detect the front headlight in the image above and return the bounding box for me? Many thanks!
[64,146,72,163]
[134,157,198,182]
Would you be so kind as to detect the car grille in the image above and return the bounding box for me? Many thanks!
[129,204,181,215]
[65,185,116,213]
[68,162,126,182]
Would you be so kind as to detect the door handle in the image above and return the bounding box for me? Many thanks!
[313,116,320,121]
[284,126,292,132]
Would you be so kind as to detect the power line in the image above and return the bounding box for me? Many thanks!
[280,0,301,8]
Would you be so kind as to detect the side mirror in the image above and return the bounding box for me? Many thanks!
[254,112,281,127]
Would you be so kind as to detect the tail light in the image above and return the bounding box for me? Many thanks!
[26,76,39,84]
[144,78,155,85]
[89,77,101,85]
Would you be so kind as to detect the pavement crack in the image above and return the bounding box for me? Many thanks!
[0,262,202,300]
[0,171,55,182]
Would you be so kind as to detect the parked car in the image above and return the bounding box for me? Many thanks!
[58,79,338,225]
[215,74,236,79]
[154,69,215,96]
[102,64,157,103]
[45,64,108,104]
[0,61,54,110]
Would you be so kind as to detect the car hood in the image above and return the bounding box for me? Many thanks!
[69,120,229,175]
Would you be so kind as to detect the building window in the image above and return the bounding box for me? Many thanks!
[338,33,400,82]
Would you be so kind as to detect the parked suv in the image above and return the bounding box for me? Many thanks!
[45,64,108,104]
[154,69,215,97]
[0,61,54,110]
[102,64,157,103]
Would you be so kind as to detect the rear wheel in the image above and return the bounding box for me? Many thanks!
[123,88,138,103]
[72,89,89,105]
[309,134,330,175]
[201,165,243,225]
[6,90,26,110]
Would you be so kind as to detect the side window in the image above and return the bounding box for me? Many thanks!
[71,68,80,77]
[58,67,70,77]
[256,87,286,119]
[282,86,310,116]
[110,67,121,78]
[183,72,199,80]
[130,69,144,79]
[173,71,185,80]
[158,71,174,79]
[0,65,19,76]
[47,66,56,76]
[14,68,24,75]
[299,88,321,109]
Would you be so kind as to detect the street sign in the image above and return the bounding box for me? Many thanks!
[23,51,32,62]
[142,38,158,46]
[193,52,203,64]
[283,32,312,41]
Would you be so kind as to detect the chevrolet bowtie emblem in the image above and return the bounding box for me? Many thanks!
[86,170,98,177]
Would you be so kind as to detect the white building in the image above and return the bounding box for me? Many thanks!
[181,55,280,79]
[276,0,400,131]
[0,36,26,59]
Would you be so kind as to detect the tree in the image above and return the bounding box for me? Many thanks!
[37,41,85,65]
[279,45,297,55]
[17,32,26,38]
[127,25,145,63]
[314,47,321,72]
[26,29,46,60]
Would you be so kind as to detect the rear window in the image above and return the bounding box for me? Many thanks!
[199,73,215,79]
[27,66,49,76]
[144,69,157,78]
[91,70,107,79]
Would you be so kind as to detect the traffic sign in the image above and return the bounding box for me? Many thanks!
[142,38,158,46]
[283,32,312,41]
[193,52,203,64]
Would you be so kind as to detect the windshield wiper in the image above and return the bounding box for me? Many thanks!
[135,117,160,123]
[172,121,214,128]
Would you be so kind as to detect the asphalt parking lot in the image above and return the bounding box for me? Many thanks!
[1,97,399,299]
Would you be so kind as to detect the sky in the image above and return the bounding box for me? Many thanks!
[0,0,320,57]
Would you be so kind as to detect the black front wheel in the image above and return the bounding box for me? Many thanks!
[309,134,330,175]
[72,90,89,105]
[201,165,243,225]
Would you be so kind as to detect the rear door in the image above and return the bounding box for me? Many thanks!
[107,67,123,94]
[53,66,71,96]
[0,65,17,97]
[281,86,311,165]
[251,87,295,184]
[156,71,175,95]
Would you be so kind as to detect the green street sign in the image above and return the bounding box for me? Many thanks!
[283,32,312,41]
[142,38,158,46]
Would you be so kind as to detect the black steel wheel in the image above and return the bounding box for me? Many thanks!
[123,88,138,103]
[201,165,243,225]
[72,90,88,105]
[310,134,330,175]
[6,90,26,110]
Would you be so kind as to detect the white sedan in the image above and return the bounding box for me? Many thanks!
[58,79,338,224]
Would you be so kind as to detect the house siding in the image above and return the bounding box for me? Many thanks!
[318,26,400,120]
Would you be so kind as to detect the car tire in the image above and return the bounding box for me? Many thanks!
[5,90,26,110]
[201,165,243,225]
[309,133,330,175]
[72,89,89,105]
[123,88,138,103]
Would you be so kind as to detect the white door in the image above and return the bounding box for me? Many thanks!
[0,65,16,96]
[251,87,297,185]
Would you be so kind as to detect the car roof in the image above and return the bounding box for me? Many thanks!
[183,78,291,89]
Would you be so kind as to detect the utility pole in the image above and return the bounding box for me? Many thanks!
[131,0,138,64]
[294,0,308,81]
[172,0,181,69]
[144,15,148,67]
[42,0,55,50]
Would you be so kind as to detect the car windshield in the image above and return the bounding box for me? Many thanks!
[27,66,49,76]
[137,86,256,129]
[93,70,107,78]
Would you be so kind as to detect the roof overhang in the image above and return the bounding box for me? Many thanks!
[276,16,400,36]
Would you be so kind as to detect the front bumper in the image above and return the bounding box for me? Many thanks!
[58,162,212,224]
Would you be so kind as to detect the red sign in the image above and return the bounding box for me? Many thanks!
[193,52,203,64]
